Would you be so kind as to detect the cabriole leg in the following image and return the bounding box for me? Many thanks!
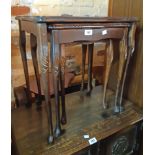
[37,24,54,144]
[86,43,94,96]
[30,33,42,106]
[102,40,113,109]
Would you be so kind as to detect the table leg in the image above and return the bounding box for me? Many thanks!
[18,22,32,107]
[102,40,113,109]
[36,24,54,144]
[114,28,128,113]
[30,33,42,106]
[87,43,94,96]
[118,24,136,112]
[50,31,62,138]
[81,44,87,92]
[59,45,67,125]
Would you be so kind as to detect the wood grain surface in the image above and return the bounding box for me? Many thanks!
[12,86,142,155]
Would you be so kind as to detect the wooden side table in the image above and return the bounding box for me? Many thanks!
[16,16,137,144]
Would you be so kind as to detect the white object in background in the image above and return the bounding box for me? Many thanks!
[11,0,20,6]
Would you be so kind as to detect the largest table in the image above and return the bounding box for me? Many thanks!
[15,16,137,143]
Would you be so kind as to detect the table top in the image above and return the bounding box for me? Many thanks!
[15,16,138,23]
[12,86,142,155]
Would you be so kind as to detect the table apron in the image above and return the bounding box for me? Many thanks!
[51,28,126,44]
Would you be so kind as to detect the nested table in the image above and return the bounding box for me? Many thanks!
[16,16,137,144]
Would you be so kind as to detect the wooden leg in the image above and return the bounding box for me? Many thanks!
[30,33,42,106]
[50,31,62,138]
[102,40,113,109]
[18,23,31,107]
[118,24,136,112]
[114,29,128,113]
[86,43,94,96]
[81,44,87,92]
[59,44,67,125]
[37,24,54,144]
[118,51,131,112]
[54,59,61,137]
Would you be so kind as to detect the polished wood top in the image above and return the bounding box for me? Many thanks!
[15,16,138,23]
[12,86,142,155]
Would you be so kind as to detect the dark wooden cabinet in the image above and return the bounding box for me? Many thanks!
[12,86,142,155]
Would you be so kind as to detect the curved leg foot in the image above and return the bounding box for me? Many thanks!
[113,105,120,114]
[61,115,67,125]
[54,125,62,138]
[86,90,91,96]
[35,94,42,106]
[119,106,125,112]
[48,134,54,144]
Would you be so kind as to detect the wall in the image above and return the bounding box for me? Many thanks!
[12,0,108,16]
[11,0,109,30]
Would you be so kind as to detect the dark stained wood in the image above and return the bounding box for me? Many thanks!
[59,45,67,125]
[86,43,94,96]
[49,22,131,30]
[15,16,138,23]
[18,21,32,107]
[108,0,143,108]
[36,23,54,143]
[12,86,142,155]
[52,28,126,44]
[80,44,87,92]
[30,33,42,106]
[100,122,142,155]
[114,28,128,113]
[50,31,62,138]
[102,39,113,109]
[119,24,136,109]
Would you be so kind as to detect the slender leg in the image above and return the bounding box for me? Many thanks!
[86,43,94,96]
[36,24,54,144]
[114,28,128,113]
[118,24,136,112]
[102,40,113,109]
[30,33,42,106]
[59,44,67,125]
[18,21,31,107]
[80,44,87,92]
[50,30,62,138]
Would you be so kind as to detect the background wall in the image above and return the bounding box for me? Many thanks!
[11,0,109,30]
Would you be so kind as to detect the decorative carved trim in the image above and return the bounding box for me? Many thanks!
[112,136,129,155]
[53,56,66,76]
